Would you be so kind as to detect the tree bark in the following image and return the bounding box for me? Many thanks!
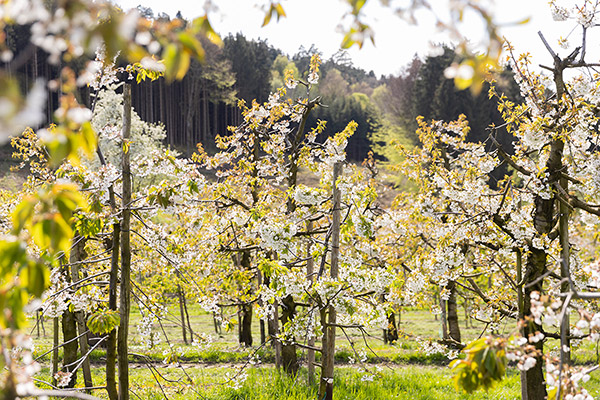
[440,292,448,340]
[239,303,253,347]
[70,237,93,391]
[36,311,41,338]
[384,310,399,344]
[446,280,461,344]
[272,300,282,369]
[178,285,188,345]
[238,250,253,347]
[61,257,78,389]
[559,174,571,365]
[280,295,297,375]
[52,317,59,387]
[183,290,194,340]
[105,221,119,400]
[213,312,222,335]
[61,309,78,388]
[257,270,266,345]
[517,250,528,400]
[306,221,316,386]
[264,260,281,368]
[117,83,132,400]
[318,162,342,400]
[523,248,548,400]
[96,105,119,400]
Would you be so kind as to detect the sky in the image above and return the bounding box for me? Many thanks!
[114,0,600,77]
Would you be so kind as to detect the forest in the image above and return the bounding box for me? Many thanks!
[1,1,600,400]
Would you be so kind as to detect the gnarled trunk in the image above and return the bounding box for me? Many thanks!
[384,311,399,344]
[239,303,253,347]
[61,309,78,388]
[446,280,461,344]
[523,248,547,400]
[280,295,298,375]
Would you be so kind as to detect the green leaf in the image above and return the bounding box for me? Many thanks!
[0,239,26,278]
[21,261,49,298]
[6,288,28,329]
[74,214,103,238]
[451,336,507,394]
[12,183,86,255]
[79,121,98,158]
[193,16,223,47]
[11,196,35,234]
[88,309,121,335]
[178,32,204,60]
[163,44,181,82]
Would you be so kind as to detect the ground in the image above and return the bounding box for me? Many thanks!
[29,305,600,399]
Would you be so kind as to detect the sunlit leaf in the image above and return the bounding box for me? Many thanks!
[21,261,48,298]
[88,309,121,334]
[193,15,223,47]
[262,2,286,27]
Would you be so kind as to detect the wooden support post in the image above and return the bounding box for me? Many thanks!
[117,83,132,400]
[318,162,342,400]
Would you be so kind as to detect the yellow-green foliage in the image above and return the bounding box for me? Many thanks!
[450,337,507,393]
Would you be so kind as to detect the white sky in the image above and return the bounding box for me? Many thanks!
[114,0,600,77]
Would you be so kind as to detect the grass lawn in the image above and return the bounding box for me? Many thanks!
[35,364,524,400]
[30,306,489,365]
[29,303,600,399]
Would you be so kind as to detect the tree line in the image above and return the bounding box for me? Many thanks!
[3,7,521,163]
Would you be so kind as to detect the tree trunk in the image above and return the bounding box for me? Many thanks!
[318,162,342,400]
[70,237,93,391]
[238,250,253,347]
[60,255,78,389]
[61,309,78,388]
[213,312,221,335]
[523,248,548,400]
[52,317,59,387]
[280,295,298,375]
[202,83,209,143]
[257,270,266,345]
[239,303,253,347]
[306,221,316,386]
[36,311,41,338]
[178,285,188,345]
[262,271,281,367]
[117,83,133,400]
[440,292,448,340]
[183,291,194,340]
[105,226,119,400]
[272,299,282,370]
[74,311,93,390]
[384,310,399,344]
[559,174,571,365]
[212,101,218,137]
[446,280,461,344]
[97,115,119,400]
[517,250,528,400]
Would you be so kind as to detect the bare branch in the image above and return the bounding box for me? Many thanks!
[538,31,559,61]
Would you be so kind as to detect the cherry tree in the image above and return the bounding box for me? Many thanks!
[385,2,600,399]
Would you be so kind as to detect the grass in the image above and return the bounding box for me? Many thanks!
[30,302,600,399]
[36,364,524,400]
[29,305,488,366]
